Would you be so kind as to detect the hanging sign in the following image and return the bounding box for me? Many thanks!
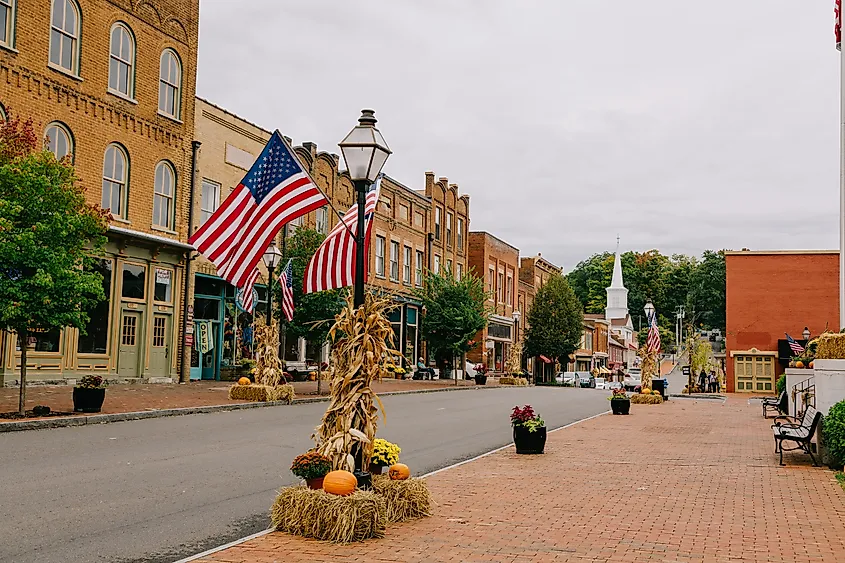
[198,321,213,354]
[156,269,171,284]
[236,287,258,313]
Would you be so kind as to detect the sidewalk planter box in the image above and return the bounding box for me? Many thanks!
[474,374,487,385]
[812,359,845,416]
[72,387,105,413]
[513,425,546,454]
[610,399,630,415]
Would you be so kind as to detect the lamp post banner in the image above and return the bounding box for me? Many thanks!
[837,0,842,50]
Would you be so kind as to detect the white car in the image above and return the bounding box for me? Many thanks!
[556,372,578,386]
[623,373,642,391]
[594,377,607,390]
[608,381,623,391]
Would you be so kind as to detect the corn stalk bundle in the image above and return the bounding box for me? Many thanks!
[314,292,399,471]
[505,341,523,376]
[639,347,658,391]
[252,319,285,387]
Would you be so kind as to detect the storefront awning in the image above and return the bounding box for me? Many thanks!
[539,355,552,364]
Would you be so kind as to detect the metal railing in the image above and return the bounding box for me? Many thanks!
[792,377,816,418]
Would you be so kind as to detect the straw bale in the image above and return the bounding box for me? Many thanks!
[270,485,386,543]
[228,383,295,403]
[499,377,528,386]
[816,332,845,359]
[630,393,663,405]
[371,475,432,522]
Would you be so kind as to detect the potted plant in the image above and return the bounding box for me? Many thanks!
[290,451,332,490]
[369,438,400,474]
[608,388,630,415]
[474,363,488,385]
[510,405,546,454]
[73,375,107,413]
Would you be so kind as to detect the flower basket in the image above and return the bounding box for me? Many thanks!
[72,387,105,413]
[610,398,630,415]
[513,424,546,454]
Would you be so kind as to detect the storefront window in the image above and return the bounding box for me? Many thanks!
[78,259,112,354]
[194,297,219,320]
[122,263,146,299]
[195,275,224,297]
[388,308,402,352]
[405,307,418,367]
[154,268,172,303]
[17,329,61,352]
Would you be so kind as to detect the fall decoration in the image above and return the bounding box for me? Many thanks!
[371,438,401,467]
[323,470,358,496]
[499,376,529,386]
[237,377,250,386]
[291,451,332,481]
[795,360,804,369]
[388,463,410,480]
[630,393,664,405]
[228,383,295,403]
[229,319,294,403]
[371,474,431,523]
[816,332,845,359]
[809,361,815,369]
[270,486,386,543]
[313,292,399,471]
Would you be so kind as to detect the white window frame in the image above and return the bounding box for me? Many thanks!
[403,246,412,284]
[158,49,182,120]
[49,0,81,76]
[44,122,73,161]
[108,22,135,99]
[102,143,129,219]
[389,240,399,281]
[457,217,464,250]
[375,236,386,277]
[315,207,328,234]
[415,250,423,286]
[498,271,505,303]
[0,0,16,49]
[434,207,442,240]
[488,266,495,299]
[456,263,462,280]
[200,179,220,224]
[507,273,513,307]
[434,254,441,274]
[446,212,453,246]
[153,161,175,229]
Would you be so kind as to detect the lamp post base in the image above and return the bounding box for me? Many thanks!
[353,469,372,490]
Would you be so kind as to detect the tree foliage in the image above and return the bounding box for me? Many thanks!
[0,116,109,414]
[687,250,726,332]
[415,269,490,365]
[524,274,583,362]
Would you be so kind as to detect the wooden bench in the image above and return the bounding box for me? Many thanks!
[772,405,821,466]
[762,390,787,418]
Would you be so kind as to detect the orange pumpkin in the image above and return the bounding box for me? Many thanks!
[323,470,357,496]
[237,377,251,386]
[795,361,804,369]
[388,463,410,480]
[809,361,815,369]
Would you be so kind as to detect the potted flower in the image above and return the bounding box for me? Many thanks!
[73,375,107,413]
[510,405,546,454]
[393,366,407,380]
[290,451,332,489]
[608,388,630,415]
[474,363,488,385]
[369,438,400,474]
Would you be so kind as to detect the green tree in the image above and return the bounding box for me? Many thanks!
[415,269,490,376]
[566,252,612,314]
[0,116,109,415]
[524,274,584,375]
[687,250,726,332]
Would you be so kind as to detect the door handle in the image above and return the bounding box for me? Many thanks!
[165,345,169,358]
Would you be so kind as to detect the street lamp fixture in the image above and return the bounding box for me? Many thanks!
[339,109,392,308]
[262,241,283,323]
[644,300,655,323]
[803,326,811,341]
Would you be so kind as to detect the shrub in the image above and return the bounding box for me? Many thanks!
[776,375,786,396]
[824,400,845,468]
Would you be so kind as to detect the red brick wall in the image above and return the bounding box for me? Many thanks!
[725,251,839,392]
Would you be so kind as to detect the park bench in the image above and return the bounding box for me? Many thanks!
[772,405,821,466]
[762,390,787,418]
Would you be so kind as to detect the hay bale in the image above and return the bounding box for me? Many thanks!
[228,384,295,403]
[499,377,528,386]
[371,475,432,522]
[816,333,845,359]
[270,485,386,543]
[630,393,664,405]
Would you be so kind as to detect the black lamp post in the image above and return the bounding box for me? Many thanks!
[513,310,522,374]
[338,109,392,308]
[262,241,282,324]
[803,326,811,342]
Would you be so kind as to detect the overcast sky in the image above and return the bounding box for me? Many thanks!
[196,0,840,271]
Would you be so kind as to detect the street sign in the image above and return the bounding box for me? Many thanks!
[682,366,690,376]
[185,334,193,347]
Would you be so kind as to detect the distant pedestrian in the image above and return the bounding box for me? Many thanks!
[698,370,707,393]
[709,372,717,393]
[715,372,721,393]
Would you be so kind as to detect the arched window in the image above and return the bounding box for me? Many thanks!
[49,0,81,75]
[108,23,135,98]
[0,103,7,123]
[158,49,182,119]
[153,161,175,229]
[44,122,73,161]
[0,0,16,48]
[102,144,128,218]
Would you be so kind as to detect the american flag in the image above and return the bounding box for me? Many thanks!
[786,333,805,355]
[280,259,295,322]
[189,131,327,290]
[237,268,260,313]
[646,311,661,353]
[303,178,381,294]
[837,0,841,50]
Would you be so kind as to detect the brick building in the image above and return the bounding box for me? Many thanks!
[0,0,198,386]
[725,250,839,393]
[467,231,519,373]
[424,173,470,280]
[517,254,563,380]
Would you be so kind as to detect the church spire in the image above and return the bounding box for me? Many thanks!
[605,236,629,320]
[610,236,624,289]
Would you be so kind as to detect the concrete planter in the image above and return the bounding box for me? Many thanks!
[811,359,845,416]
[785,368,814,417]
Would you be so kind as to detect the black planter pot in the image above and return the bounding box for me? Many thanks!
[610,399,631,415]
[475,374,487,385]
[513,424,546,454]
[73,387,106,413]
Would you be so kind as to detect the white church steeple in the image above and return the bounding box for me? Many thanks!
[605,236,629,321]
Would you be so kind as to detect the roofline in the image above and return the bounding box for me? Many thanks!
[196,97,273,137]
[468,231,520,253]
[724,250,838,256]
[381,174,432,205]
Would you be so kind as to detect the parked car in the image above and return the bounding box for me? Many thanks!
[608,381,623,391]
[578,372,596,388]
[594,377,607,390]
[623,372,642,391]
[556,372,578,386]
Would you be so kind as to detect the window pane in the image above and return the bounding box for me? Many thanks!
[154,268,172,302]
[109,58,119,90]
[78,259,112,354]
[0,5,8,43]
[52,0,63,28]
[113,149,124,180]
[20,329,61,352]
[64,0,76,34]
[121,29,130,58]
[122,263,146,299]
[49,29,62,65]
[195,275,224,296]
[158,82,167,113]
[61,35,73,70]
[118,63,128,94]
[153,196,162,226]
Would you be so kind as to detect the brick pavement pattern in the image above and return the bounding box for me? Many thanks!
[195,396,845,563]
[0,378,489,419]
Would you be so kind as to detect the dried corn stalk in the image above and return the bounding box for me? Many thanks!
[505,342,523,375]
[254,319,285,387]
[314,292,399,471]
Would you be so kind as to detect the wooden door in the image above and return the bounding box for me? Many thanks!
[149,314,171,377]
[118,311,142,379]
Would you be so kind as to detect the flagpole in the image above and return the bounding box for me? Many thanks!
[840,24,845,330]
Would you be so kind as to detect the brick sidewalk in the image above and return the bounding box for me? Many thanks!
[0,378,489,420]
[194,396,845,563]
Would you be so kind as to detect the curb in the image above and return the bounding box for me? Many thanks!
[0,383,504,433]
[171,408,610,563]
[668,393,726,402]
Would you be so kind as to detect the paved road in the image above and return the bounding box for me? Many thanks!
[0,386,610,563]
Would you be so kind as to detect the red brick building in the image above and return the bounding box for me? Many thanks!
[725,250,839,393]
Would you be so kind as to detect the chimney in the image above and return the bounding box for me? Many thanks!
[438,177,448,186]
[302,142,317,159]
[283,136,292,145]
[330,153,340,166]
